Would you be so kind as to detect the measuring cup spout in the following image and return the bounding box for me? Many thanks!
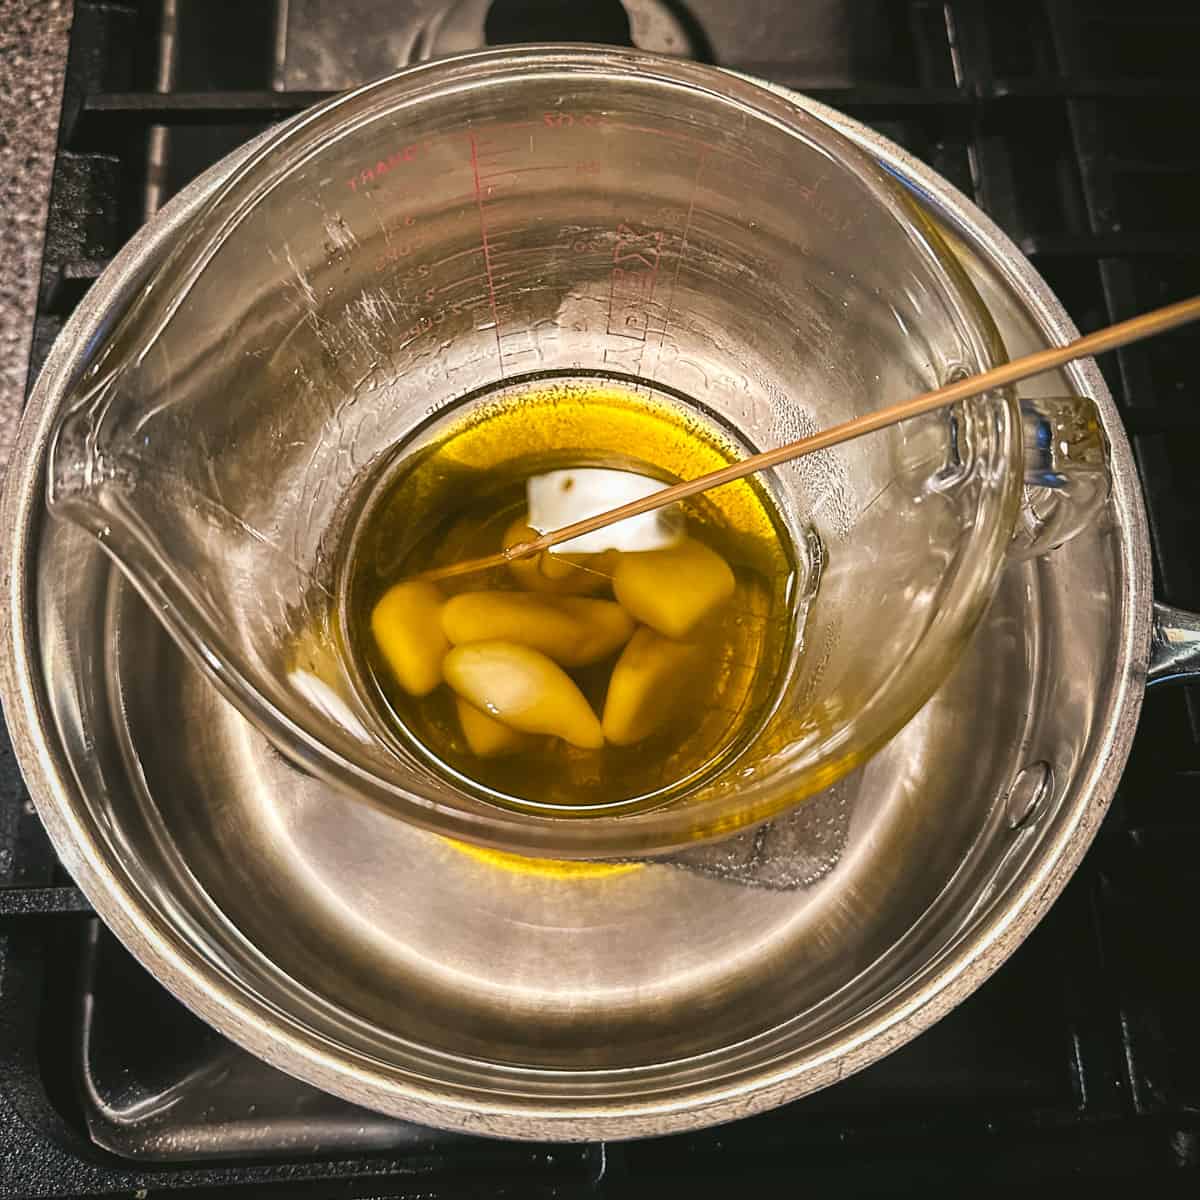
[43,345,410,807]
[47,369,118,519]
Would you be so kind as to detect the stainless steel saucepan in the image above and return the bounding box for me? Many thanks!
[3,54,1198,1140]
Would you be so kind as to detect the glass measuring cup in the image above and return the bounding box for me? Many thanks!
[44,46,1107,858]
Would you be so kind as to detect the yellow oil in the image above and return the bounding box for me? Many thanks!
[345,376,797,815]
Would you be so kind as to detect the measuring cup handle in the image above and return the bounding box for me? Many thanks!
[1007,395,1110,561]
[1149,601,1200,686]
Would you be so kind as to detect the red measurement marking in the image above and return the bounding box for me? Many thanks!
[469,131,505,374]
[540,112,613,130]
[344,141,431,193]
[372,239,423,272]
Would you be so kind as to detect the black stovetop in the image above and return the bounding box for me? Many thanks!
[4,2,1200,1196]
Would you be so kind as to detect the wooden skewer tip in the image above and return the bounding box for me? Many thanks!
[411,296,1200,585]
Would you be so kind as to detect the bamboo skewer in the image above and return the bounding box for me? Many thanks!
[418,295,1200,585]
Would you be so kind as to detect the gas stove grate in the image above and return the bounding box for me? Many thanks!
[3,2,1200,1195]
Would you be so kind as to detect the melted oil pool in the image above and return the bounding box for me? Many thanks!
[344,376,799,816]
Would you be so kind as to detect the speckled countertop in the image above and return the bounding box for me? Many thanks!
[0,0,72,479]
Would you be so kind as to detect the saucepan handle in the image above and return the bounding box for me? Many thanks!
[1148,602,1200,686]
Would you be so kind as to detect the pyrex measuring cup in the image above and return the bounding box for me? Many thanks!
[43,47,1107,858]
